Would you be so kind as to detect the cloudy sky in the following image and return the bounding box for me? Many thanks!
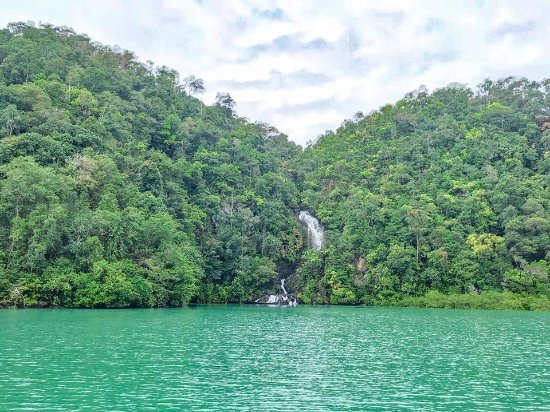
[1,0,549,145]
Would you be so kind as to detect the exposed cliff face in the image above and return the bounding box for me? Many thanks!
[535,115,550,131]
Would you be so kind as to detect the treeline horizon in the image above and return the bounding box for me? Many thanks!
[0,22,548,310]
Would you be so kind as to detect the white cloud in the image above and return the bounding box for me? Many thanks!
[0,0,549,145]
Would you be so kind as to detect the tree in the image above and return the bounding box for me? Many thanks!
[184,75,205,96]
[1,23,549,309]
[215,92,235,115]
[406,207,431,266]
[66,66,83,102]
[0,104,22,136]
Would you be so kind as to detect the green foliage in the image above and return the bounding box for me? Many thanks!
[398,290,550,311]
[296,80,550,307]
[0,23,302,307]
[0,24,548,309]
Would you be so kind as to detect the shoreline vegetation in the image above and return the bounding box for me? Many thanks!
[394,290,550,311]
[2,291,549,311]
[1,23,549,311]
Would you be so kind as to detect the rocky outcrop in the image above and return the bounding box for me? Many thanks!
[254,293,297,306]
[535,115,550,131]
[253,278,297,306]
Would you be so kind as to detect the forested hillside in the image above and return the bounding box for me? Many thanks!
[0,23,302,307]
[296,80,550,308]
[0,23,549,309]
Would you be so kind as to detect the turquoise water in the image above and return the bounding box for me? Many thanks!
[0,306,548,411]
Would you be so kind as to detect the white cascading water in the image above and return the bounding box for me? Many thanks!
[260,278,294,305]
[299,211,325,250]
[254,212,323,305]
[281,279,287,295]
[266,295,278,304]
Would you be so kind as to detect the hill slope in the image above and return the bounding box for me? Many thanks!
[0,23,302,307]
[0,23,549,309]
[296,80,550,308]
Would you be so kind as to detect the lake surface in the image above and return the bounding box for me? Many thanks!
[0,306,548,411]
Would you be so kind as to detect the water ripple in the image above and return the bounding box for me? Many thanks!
[0,306,549,411]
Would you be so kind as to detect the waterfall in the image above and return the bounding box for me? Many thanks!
[266,295,278,304]
[254,277,296,306]
[299,211,324,250]
[253,210,323,305]
[281,278,287,295]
